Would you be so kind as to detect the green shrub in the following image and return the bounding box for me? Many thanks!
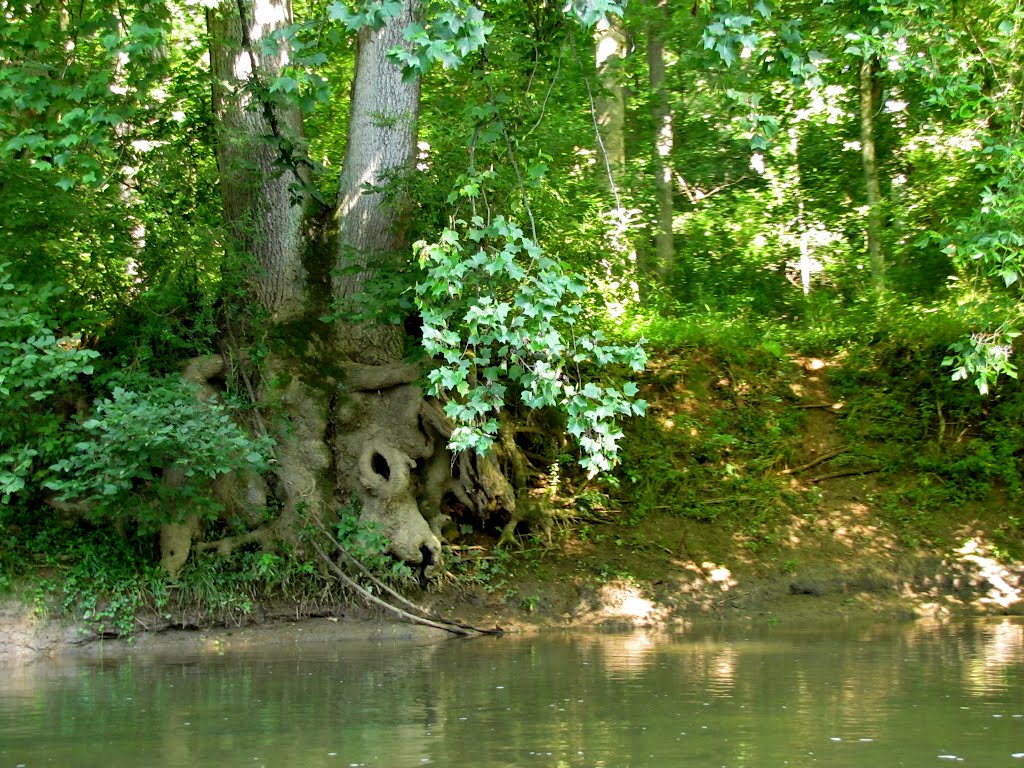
[0,263,99,503]
[47,375,274,531]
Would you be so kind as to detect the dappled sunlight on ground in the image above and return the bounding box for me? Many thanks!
[423,350,1024,632]
[581,579,665,627]
[955,538,1022,609]
[909,534,1024,617]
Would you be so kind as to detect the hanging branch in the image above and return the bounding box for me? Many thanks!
[481,77,539,243]
[570,32,623,210]
[525,46,564,136]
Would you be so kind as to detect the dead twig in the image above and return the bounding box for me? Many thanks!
[781,447,848,475]
[310,517,502,636]
[808,467,880,483]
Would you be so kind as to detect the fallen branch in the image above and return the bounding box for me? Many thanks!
[781,447,847,475]
[308,537,476,635]
[310,517,502,636]
[794,402,844,410]
[808,467,880,483]
[690,496,764,505]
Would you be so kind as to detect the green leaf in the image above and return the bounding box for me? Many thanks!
[269,76,299,93]
[716,42,737,67]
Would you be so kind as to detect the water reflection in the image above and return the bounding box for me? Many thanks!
[964,619,1024,696]
[2,619,1023,768]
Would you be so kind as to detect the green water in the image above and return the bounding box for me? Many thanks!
[2,619,1023,767]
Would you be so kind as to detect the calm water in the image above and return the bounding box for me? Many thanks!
[2,619,1023,767]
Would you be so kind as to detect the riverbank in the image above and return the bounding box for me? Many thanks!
[4,346,1024,662]
[4,521,1022,663]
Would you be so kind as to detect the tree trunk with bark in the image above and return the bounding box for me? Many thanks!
[209,0,310,322]
[859,55,885,294]
[331,0,419,365]
[192,0,517,579]
[646,4,674,278]
[594,15,628,184]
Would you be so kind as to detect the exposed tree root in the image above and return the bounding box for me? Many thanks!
[340,361,421,390]
[194,527,274,556]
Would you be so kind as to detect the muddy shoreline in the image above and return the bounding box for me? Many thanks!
[5,552,1022,664]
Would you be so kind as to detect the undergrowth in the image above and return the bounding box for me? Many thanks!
[0,509,419,636]
[604,298,1024,561]
[614,338,805,534]
[4,297,1024,634]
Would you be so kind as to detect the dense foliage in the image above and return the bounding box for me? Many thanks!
[2,0,1023,627]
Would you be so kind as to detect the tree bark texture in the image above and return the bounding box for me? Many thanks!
[646,7,675,278]
[201,0,518,579]
[859,56,885,293]
[594,15,628,184]
[332,0,420,365]
[209,0,309,322]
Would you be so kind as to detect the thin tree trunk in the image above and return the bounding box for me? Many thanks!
[594,14,627,185]
[646,6,674,278]
[859,56,885,294]
[209,0,309,322]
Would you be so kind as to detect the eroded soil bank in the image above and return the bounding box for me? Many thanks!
[4,524,1022,663]
[5,351,1023,662]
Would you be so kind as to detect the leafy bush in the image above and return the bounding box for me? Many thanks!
[0,264,99,503]
[47,375,274,531]
[415,214,647,475]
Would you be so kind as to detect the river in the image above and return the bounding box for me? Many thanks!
[2,619,1023,767]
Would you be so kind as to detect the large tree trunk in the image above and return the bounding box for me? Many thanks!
[325,0,444,570]
[201,0,515,579]
[209,0,309,322]
[331,0,419,365]
[859,55,885,294]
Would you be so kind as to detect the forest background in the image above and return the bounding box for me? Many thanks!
[2,0,1024,635]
